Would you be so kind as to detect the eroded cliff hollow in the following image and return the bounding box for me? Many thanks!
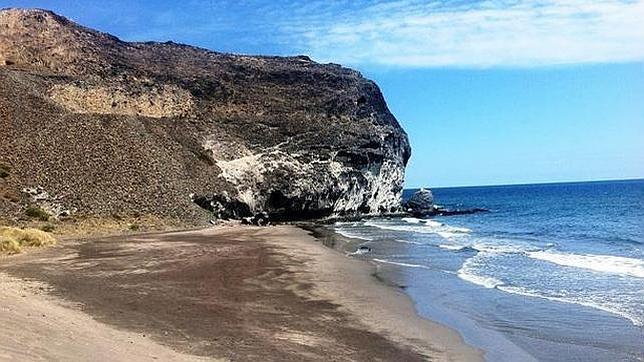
[0,8,411,222]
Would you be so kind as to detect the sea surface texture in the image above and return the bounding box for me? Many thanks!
[335,180,643,361]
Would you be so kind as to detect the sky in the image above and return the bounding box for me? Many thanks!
[2,0,643,187]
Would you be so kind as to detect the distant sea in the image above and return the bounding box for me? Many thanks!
[334,179,644,361]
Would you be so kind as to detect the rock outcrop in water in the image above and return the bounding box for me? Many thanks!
[405,188,434,216]
[404,188,488,217]
[0,9,410,223]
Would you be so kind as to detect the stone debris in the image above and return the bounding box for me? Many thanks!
[21,186,75,219]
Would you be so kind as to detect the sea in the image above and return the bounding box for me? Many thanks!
[332,179,644,361]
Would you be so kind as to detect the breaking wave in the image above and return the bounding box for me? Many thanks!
[527,251,644,278]
[333,229,373,241]
[457,255,505,288]
[497,285,643,327]
[372,258,431,269]
[364,218,471,239]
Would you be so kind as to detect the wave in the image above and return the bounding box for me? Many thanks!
[394,239,424,245]
[333,229,373,241]
[365,219,471,239]
[438,241,533,254]
[457,255,644,326]
[456,255,505,288]
[497,285,643,327]
[438,244,468,251]
[401,217,442,227]
[457,270,505,289]
[350,248,371,255]
[471,242,530,254]
[527,251,644,278]
[372,258,431,269]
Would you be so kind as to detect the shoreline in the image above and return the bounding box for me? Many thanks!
[0,225,482,361]
[263,225,483,361]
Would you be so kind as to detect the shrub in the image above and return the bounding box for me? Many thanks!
[25,205,50,221]
[40,224,56,232]
[18,228,56,247]
[128,223,140,231]
[0,236,21,254]
[0,227,56,253]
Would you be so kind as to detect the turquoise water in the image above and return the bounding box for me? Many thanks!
[334,179,644,361]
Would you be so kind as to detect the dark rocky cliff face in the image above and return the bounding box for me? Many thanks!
[0,8,411,222]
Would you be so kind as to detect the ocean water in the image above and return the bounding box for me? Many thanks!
[334,180,644,361]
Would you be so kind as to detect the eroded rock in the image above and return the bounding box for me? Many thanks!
[21,186,75,219]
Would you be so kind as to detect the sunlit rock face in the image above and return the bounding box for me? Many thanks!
[0,9,410,221]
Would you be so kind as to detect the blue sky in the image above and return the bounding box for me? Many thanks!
[3,0,643,187]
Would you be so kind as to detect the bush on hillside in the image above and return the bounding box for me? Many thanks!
[25,205,50,221]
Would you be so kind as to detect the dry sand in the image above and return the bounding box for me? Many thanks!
[0,273,214,361]
[0,225,482,361]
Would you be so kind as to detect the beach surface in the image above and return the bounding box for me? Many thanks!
[0,225,481,361]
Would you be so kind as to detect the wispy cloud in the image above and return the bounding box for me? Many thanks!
[53,0,644,68]
[276,0,644,67]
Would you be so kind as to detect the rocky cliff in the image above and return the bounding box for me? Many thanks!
[0,8,411,223]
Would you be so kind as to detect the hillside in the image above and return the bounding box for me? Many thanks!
[0,8,411,224]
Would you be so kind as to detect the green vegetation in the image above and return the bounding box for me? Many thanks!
[0,227,57,254]
[39,224,56,232]
[128,223,140,231]
[25,205,50,221]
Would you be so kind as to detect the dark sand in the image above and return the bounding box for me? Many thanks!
[0,225,481,361]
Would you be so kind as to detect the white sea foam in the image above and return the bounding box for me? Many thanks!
[457,255,505,288]
[372,258,431,269]
[333,229,373,241]
[438,244,468,251]
[434,231,461,239]
[527,251,644,278]
[457,270,505,288]
[350,248,371,255]
[498,285,643,327]
[456,247,644,326]
[334,221,359,227]
[365,219,471,239]
[471,243,527,254]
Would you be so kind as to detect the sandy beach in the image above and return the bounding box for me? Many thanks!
[0,225,481,361]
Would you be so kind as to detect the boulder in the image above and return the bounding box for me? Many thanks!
[405,188,434,216]
[241,212,270,226]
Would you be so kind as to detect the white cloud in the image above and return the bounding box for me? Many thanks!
[279,0,644,67]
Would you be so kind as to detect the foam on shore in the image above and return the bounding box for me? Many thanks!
[527,251,644,278]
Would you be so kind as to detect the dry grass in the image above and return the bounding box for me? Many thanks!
[0,235,21,254]
[51,214,191,237]
[0,227,57,254]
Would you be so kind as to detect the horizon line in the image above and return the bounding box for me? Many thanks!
[406,177,644,190]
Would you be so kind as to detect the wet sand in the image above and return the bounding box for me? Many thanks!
[0,225,481,361]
